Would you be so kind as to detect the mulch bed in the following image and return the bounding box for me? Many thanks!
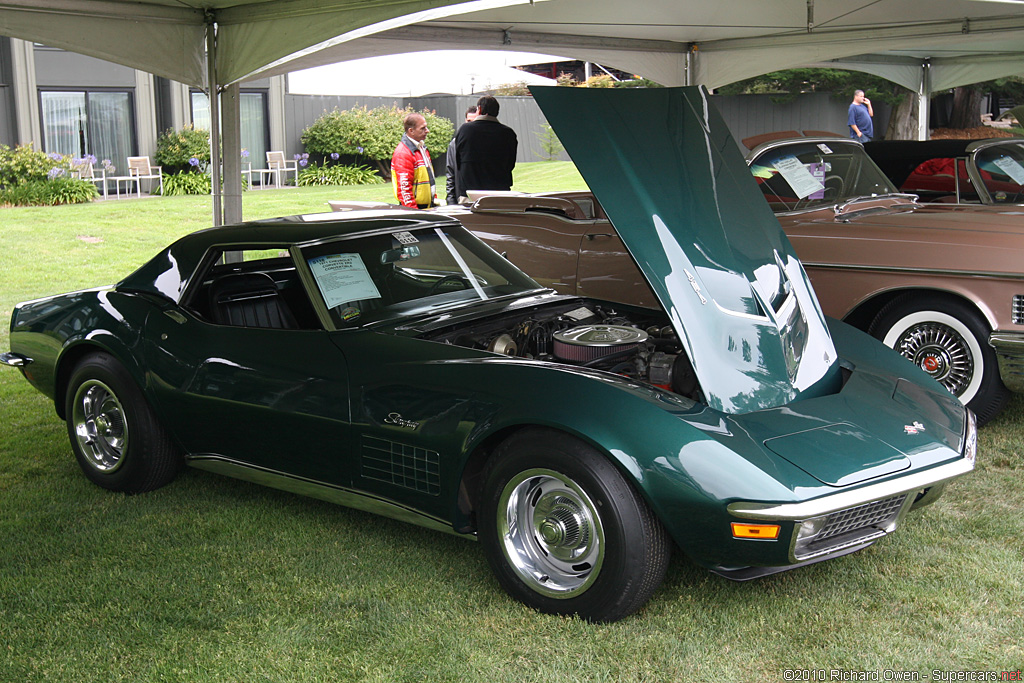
[930,126,1021,139]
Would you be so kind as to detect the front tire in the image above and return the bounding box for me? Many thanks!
[479,428,670,622]
[65,352,182,493]
[869,294,1009,424]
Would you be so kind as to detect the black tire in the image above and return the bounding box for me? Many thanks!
[868,293,1009,425]
[479,428,670,622]
[65,352,182,493]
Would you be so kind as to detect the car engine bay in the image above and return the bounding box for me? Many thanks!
[426,302,702,401]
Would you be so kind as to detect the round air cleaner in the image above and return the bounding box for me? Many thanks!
[552,325,648,362]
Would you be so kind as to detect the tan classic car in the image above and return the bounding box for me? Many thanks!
[332,138,1024,424]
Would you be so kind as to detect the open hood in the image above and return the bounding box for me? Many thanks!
[531,86,840,413]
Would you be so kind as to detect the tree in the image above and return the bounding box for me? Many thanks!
[943,76,1024,129]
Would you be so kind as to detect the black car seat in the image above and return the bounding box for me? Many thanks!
[207,272,298,329]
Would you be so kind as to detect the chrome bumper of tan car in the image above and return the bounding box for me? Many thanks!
[989,332,1024,393]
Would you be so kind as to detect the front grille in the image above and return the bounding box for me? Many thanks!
[361,436,440,495]
[818,494,907,542]
[1013,295,1024,325]
[796,494,908,560]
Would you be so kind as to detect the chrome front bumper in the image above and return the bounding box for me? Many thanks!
[0,352,32,368]
[989,332,1024,393]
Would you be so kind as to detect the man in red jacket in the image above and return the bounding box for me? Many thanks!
[391,113,437,208]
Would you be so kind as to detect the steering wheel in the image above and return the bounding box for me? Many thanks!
[429,274,470,294]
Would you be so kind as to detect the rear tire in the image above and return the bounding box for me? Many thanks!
[479,428,670,622]
[869,294,1009,424]
[65,352,182,493]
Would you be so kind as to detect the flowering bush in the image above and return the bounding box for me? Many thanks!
[300,105,454,175]
[0,145,97,206]
[154,125,210,174]
[0,144,58,187]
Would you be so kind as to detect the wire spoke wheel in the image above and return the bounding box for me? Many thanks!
[499,468,605,598]
[891,321,973,397]
[870,294,1010,425]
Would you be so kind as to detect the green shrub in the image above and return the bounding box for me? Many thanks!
[296,163,384,186]
[155,125,211,174]
[300,106,453,174]
[0,144,59,187]
[159,170,251,196]
[160,171,211,196]
[0,177,98,206]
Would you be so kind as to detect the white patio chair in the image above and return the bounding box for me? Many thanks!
[127,156,164,197]
[255,151,298,188]
[70,160,109,198]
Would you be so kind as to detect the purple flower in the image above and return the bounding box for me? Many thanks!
[48,152,63,161]
[241,149,250,158]
[299,158,308,167]
[302,153,309,159]
[294,153,302,160]
[101,159,113,167]
[47,167,65,179]
[188,157,200,167]
[85,154,97,164]
[330,152,340,161]
[357,146,364,154]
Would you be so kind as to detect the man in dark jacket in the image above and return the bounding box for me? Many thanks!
[453,95,517,201]
[445,106,478,205]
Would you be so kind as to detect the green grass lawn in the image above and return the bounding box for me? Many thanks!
[1,162,1022,681]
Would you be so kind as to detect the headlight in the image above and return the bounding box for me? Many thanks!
[794,515,828,555]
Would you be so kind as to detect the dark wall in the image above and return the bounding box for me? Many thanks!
[33,47,135,87]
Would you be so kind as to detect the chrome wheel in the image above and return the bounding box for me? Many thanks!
[881,309,983,403]
[72,379,128,473]
[498,468,605,598]
[870,295,1010,425]
[891,321,973,396]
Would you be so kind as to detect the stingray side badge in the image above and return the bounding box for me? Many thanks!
[904,421,925,435]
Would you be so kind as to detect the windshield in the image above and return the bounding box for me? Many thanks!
[749,140,898,212]
[974,142,1024,204]
[300,224,542,328]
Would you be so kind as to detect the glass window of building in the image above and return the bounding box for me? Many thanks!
[40,90,134,173]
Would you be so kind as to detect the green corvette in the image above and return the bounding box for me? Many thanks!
[2,87,975,622]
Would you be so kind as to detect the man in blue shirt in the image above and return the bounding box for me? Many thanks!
[848,89,874,142]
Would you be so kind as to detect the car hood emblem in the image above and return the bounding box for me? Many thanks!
[531,85,841,414]
[904,421,926,435]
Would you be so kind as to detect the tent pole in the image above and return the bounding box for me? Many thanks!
[222,83,243,225]
[917,59,931,141]
[206,17,223,226]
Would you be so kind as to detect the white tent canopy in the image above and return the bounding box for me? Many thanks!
[289,50,560,97]
[253,0,1024,93]
[0,0,530,87]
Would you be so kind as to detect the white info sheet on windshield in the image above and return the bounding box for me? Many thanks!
[774,154,825,199]
[992,156,1024,185]
[308,253,382,309]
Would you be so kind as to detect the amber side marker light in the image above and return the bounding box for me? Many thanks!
[731,522,781,540]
